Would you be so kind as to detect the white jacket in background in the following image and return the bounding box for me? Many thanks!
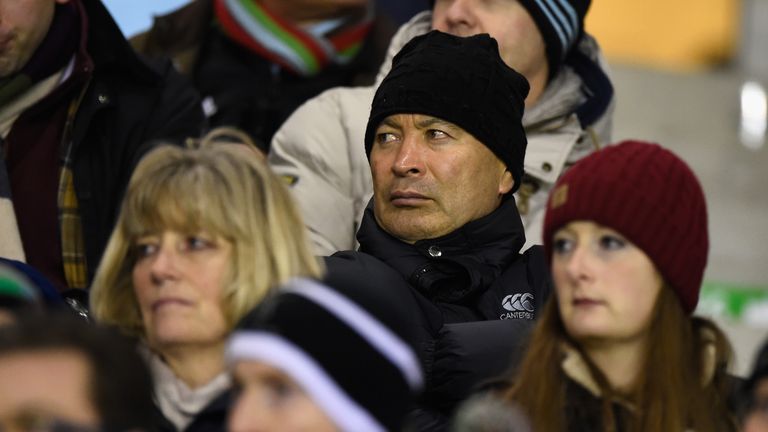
[269,11,614,255]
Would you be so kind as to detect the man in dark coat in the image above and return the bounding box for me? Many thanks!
[0,0,204,296]
[132,0,395,152]
[324,30,552,430]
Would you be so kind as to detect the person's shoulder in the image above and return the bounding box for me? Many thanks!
[270,85,374,153]
[322,253,422,337]
[520,245,547,267]
[296,85,375,119]
[500,245,552,297]
[324,252,411,297]
[500,245,547,274]
[325,250,397,278]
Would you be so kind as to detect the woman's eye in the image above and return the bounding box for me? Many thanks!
[599,235,626,251]
[552,237,573,254]
[134,242,157,258]
[186,236,212,251]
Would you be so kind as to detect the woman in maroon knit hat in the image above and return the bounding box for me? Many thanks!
[501,140,738,431]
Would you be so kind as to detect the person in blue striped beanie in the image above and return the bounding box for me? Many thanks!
[517,0,591,78]
[430,0,591,101]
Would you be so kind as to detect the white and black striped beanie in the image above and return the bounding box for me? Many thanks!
[518,0,591,78]
[430,0,591,78]
[226,278,423,432]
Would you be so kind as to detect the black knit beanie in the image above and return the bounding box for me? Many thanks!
[429,0,591,79]
[226,278,423,432]
[364,30,529,193]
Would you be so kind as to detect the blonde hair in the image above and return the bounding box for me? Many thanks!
[186,126,265,159]
[90,142,322,337]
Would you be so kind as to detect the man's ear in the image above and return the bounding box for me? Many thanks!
[499,170,514,195]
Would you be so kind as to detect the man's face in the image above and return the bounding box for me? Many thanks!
[370,114,514,243]
[431,0,548,82]
[0,349,100,431]
[0,0,68,78]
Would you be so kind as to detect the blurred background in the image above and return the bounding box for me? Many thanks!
[104,0,768,375]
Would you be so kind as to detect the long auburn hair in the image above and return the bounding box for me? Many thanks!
[503,286,736,432]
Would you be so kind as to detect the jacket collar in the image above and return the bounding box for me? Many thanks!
[357,196,525,302]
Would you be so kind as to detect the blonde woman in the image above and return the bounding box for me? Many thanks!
[90,139,321,432]
[502,140,738,432]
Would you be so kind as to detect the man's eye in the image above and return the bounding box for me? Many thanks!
[599,235,626,251]
[376,132,398,144]
[427,129,448,140]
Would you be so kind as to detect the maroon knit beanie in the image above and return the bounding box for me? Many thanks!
[542,140,708,314]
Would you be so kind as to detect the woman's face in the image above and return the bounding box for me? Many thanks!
[132,230,232,352]
[229,361,338,432]
[551,221,662,346]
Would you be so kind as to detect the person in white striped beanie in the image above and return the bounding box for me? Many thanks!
[226,278,423,432]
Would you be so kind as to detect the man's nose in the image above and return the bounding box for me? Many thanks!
[433,0,477,36]
[391,134,426,177]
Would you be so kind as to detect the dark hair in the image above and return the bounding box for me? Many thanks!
[742,339,768,418]
[503,287,738,431]
[0,312,155,431]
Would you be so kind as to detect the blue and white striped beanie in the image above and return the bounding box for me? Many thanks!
[518,0,591,77]
[226,278,423,432]
[430,0,591,78]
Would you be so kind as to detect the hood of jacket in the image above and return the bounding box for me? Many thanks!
[357,197,526,303]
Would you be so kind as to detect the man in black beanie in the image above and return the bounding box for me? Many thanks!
[323,30,551,431]
[270,0,613,256]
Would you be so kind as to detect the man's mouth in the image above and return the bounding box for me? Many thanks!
[390,191,429,207]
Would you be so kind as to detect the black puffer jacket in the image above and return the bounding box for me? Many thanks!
[324,198,552,431]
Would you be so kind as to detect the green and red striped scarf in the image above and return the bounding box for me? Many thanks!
[214,0,373,76]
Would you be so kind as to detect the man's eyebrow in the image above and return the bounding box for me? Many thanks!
[414,116,460,132]
[378,117,402,130]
